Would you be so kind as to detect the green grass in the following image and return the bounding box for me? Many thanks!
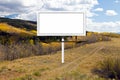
[33,71,41,76]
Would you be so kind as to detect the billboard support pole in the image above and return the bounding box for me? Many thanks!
[61,37,64,63]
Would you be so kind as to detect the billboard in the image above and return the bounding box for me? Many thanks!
[37,12,86,36]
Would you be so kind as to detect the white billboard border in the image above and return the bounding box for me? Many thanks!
[37,11,86,36]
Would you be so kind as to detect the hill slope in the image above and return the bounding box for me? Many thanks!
[0,17,36,30]
[0,17,36,37]
[0,38,119,80]
[0,23,35,36]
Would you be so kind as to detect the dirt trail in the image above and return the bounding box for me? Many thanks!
[40,46,104,80]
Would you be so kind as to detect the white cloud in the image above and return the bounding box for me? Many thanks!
[0,0,43,20]
[94,8,103,11]
[105,10,118,16]
[115,0,120,3]
[0,12,11,17]
[20,0,38,7]
[16,12,37,21]
[42,0,98,17]
[0,0,99,20]
[87,21,120,32]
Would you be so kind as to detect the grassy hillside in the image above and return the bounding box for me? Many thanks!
[0,17,64,44]
[0,23,35,36]
[0,17,36,31]
[0,17,37,37]
[0,38,119,80]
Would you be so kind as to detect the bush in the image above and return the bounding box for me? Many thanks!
[92,57,120,80]
[0,32,111,61]
[0,43,43,61]
[33,71,41,76]
[0,42,75,61]
[86,34,111,44]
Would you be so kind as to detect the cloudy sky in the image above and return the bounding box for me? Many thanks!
[0,0,120,32]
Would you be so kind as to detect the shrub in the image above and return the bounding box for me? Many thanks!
[33,71,41,76]
[92,57,120,80]
[0,32,111,61]
[0,42,75,61]
[0,43,43,61]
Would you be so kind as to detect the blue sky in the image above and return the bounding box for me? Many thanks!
[0,0,120,32]
[93,0,120,22]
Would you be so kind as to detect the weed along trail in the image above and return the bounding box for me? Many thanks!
[39,43,105,80]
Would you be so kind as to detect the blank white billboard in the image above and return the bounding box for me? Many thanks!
[37,12,86,36]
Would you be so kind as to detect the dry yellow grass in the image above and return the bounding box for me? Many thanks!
[0,38,120,80]
[0,23,35,36]
[41,42,75,54]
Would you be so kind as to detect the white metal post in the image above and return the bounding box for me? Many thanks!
[61,37,64,63]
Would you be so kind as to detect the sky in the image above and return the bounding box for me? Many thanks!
[0,0,120,32]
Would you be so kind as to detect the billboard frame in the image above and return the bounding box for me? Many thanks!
[37,11,86,36]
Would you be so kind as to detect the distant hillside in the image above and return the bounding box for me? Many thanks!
[0,17,38,44]
[0,17,37,36]
[101,32,120,38]
[0,17,36,31]
[0,17,63,44]
[117,32,120,34]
